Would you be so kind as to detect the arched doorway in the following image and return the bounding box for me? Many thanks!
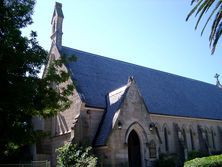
[128,130,142,167]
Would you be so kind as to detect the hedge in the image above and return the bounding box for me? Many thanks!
[155,154,177,167]
[187,150,208,160]
[184,154,222,167]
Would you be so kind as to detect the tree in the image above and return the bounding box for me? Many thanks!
[0,0,74,163]
[186,0,222,54]
[56,143,97,167]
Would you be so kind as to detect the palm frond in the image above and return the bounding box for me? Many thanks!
[209,9,222,47]
[187,0,222,54]
[186,0,204,21]
[211,14,222,54]
[195,0,211,17]
[201,1,222,36]
[191,0,199,5]
[195,0,214,30]
[212,22,222,53]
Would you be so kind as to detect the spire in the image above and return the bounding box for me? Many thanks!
[51,2,64,50]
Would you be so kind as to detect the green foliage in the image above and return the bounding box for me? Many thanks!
[187,150,208,160]
[186,0,222,54]
[184,154,222,167]
[155,154,177,167]
[56,143,97,167]
[0,0,75,163]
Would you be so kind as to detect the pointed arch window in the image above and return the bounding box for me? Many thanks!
[149,140,157,158]
[206,130,210,147]
[164,127,169,152]
[211,129,215,149]
[182,129,187,148]
[190,129,194,150]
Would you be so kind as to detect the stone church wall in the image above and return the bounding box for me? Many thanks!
[36,44,84,166]
[98,81,156,167]
[96,81,222,167]
[74,107,104,143]
[36,86,82,166]
[151,114,222,154]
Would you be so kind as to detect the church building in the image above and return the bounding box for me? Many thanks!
[34,2,222,167]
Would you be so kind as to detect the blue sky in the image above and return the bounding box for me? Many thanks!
[22,0,222,84]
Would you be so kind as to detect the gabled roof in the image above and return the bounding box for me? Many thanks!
[62,46,222,121]
[94,84,129,146]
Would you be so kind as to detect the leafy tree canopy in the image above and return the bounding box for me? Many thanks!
[186,0,222,54]
[0,0,74,163]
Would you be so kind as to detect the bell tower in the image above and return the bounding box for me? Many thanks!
[51,2,64,50]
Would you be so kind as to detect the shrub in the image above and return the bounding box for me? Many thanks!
[56,143,97,167]
[155,154,177,167]
[184,154,222,167]
[187,150,208,160]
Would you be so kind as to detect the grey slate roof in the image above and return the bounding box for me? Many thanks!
[62,46,222,120]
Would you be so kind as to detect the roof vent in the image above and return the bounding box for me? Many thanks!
[214,73,222,88]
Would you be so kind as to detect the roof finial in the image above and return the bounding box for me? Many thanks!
[214,73,222,88]
[128,76,134,83]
